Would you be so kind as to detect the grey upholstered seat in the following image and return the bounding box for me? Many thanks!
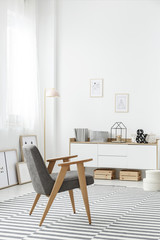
[23,145,94,196]
[51,171,93,194]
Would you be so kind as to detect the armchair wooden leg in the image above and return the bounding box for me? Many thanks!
[30,194,41,215]
[77,163,91,224]
[69,190,76,214]
[39,166,68,226]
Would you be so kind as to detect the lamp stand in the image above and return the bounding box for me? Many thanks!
[44,88,59,163]
[44,89,46,162]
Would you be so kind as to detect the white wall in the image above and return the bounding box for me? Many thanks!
[56,0,160,155]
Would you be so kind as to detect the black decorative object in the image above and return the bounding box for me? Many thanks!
[111,122,127,142]
[136,129,148,143]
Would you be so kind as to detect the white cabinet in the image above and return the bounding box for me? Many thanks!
[70,143,97,170]
[128,145,156,169]
[70,140,158,170]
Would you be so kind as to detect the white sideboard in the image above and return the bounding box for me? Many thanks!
[69,139,159,170]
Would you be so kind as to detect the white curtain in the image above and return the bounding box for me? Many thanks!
[0,0,39,131]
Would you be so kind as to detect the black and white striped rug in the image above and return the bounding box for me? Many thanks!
[0,185,160,240]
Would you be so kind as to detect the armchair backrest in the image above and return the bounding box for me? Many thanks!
[23,145,54,195]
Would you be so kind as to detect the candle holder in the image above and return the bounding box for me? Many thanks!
[110,122,127,142]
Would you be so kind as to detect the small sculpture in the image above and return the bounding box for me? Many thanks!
[136,129,148,143]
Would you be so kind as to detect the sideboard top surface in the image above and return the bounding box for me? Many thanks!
[70,138,158,146]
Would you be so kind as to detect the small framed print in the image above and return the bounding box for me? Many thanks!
[115,93,129,113]
[16,162,31,184]
[90,79,103,97]
[19,135,38,162]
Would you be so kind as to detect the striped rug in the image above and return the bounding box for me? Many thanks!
[0,185,160,240]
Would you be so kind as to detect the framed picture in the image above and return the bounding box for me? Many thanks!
[90,79,103,97]
[0,149,18,189]
[20,135,38,162]
[16,162,31,184]
[115,93,129,113]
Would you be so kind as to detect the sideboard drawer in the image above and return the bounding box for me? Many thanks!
[98,156,128,168]
[98,144,127,157]
[70,143,97,169]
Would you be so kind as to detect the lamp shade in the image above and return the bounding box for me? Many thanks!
[46,88,60,97]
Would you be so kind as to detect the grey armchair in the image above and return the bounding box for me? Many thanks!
[23,145,94,226]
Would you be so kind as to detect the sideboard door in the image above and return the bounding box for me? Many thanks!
[70,144,97,170]
[128,145,156,169]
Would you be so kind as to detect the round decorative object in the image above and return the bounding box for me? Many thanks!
[143,170,160,191]
[146,170,160,181]
[116,135,122,142]
[143,178,160,191]
[146,134,156,144]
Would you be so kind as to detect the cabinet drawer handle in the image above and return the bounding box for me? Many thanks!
[99,155,127,157]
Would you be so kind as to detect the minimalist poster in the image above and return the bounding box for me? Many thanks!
[115,94,129,112]
[90,79,103,97]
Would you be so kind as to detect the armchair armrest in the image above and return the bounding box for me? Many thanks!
[58,158,92,167]
[47,155,78,174]
[47,155,78,162]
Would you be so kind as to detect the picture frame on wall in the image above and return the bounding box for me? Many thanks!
[90,79,103,97]
[115,93,129,113]
[20,135,38,162]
